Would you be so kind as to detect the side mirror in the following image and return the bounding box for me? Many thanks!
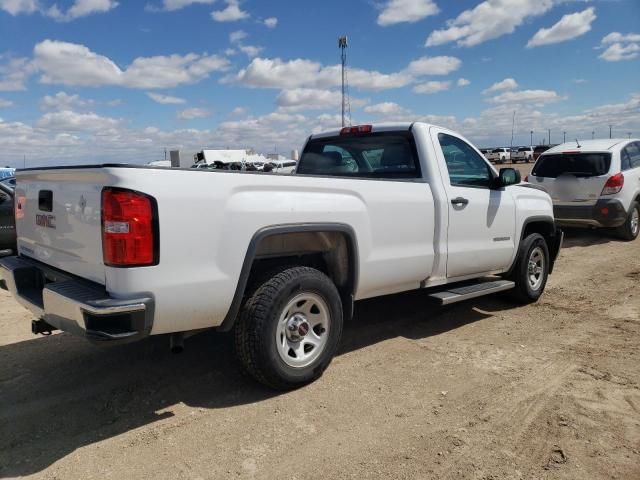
[498,168,521,187]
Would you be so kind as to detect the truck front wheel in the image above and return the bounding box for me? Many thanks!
[234,266,343,390]
[508,233,549,303]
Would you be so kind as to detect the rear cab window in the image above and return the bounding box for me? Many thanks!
[297,131,420,179]
[532,152,612,178]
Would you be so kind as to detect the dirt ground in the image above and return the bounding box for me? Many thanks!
[1,167,639,479]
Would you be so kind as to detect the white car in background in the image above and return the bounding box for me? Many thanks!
[527,139,640,240]
[486,148,510,164]
[512,146,534,163]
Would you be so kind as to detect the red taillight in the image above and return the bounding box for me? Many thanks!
[101,188,157,267]
[524,175,529,182]
[601,172,624,196]
[340,125,372,135]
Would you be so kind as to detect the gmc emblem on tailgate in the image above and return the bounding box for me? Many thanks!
[36,214,56,229]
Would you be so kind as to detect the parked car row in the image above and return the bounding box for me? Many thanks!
[481,145,555,164]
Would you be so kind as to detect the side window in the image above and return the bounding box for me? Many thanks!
[621,148,632,171]
[625,143,640,169]
[438,133,493,187]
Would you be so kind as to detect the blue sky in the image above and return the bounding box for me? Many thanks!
[0,0,639,167]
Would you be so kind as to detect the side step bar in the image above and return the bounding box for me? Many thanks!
[428,279,515,306]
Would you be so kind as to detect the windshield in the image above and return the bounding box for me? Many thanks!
[491,148,504,153]
[532,153,612,178]
[518,147,531,152]
[298,131,419,178]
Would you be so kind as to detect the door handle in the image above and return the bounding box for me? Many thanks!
[451,197,469,206]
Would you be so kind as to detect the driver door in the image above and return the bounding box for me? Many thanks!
[431,128,516,279]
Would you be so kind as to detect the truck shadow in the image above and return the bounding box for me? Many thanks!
[561,227,621,249]
[0,290,516,477]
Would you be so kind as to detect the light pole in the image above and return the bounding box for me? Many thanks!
[628,132,632,139]
[563,131,566,143]
[609,124,613,139]
[548,129,551,145]
[530,130,533,146]
[592,131,595,140]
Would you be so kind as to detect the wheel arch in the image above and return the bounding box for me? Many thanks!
[508,216,561,276]
[218,223,359,332]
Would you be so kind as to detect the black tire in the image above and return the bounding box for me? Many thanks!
[508,233,550,304]
[616,201,640,241]
[234,266,343,390]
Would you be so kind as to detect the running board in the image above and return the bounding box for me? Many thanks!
[428,279,515,306]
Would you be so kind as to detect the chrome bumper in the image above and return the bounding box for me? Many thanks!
[0,256,154,343]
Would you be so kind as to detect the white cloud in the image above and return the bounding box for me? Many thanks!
[0,0,38,15]
[264,17,277,28]
[457,78,470,87]
[599,43,640,62]
[36,109,120,132]
[46,0,119,21]
[238,44,263,58]
[32,40,229,89]
[155,0,215,11]
[0,57,36,91]
[364,102,408,115]
[177,107,211,120]
[275,88,367,112]
[211,0,248,22]
[40,91,93,110]
[413,80,450,94]
[146,92,186,104]
[229,106,246,116]
[527,7,596,48]
[407,55,461,76]
[598,32,640,62]
[488,89,564,105]
[426,0,554,47]
[229,30,247,43]
[483,77,518,94]
[377,0,439,26]
[0,98,13,108]
[601,32,640,44]
[235,57,413,91]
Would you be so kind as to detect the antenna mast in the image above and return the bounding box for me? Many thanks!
[338,36,351,128]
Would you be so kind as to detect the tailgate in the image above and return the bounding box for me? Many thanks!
[15,169,109,284]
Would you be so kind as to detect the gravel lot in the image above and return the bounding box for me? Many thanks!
[1,164,639,479]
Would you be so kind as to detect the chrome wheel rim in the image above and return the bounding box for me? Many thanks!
[275,292,330,368]
[527,246,545,291]
[631,208,639,236]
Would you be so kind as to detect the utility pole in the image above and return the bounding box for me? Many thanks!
[563,131,566,143]
[530,130,533,146]
[510,110,516,149]
[338,36,350,128]
[609,124,613,139]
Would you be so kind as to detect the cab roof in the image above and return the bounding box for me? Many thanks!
[544,139,638,154]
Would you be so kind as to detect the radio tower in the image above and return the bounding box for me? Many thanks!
[338,36,351,128]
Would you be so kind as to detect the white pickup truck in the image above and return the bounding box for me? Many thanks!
[0,123,562,389]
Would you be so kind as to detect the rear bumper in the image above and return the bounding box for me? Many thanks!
[553,199,627,228]
[0,256,154,344]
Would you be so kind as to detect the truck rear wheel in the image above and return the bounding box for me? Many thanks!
[616,201,639,241]
[234,266,343,390]
[508,233,549,304]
